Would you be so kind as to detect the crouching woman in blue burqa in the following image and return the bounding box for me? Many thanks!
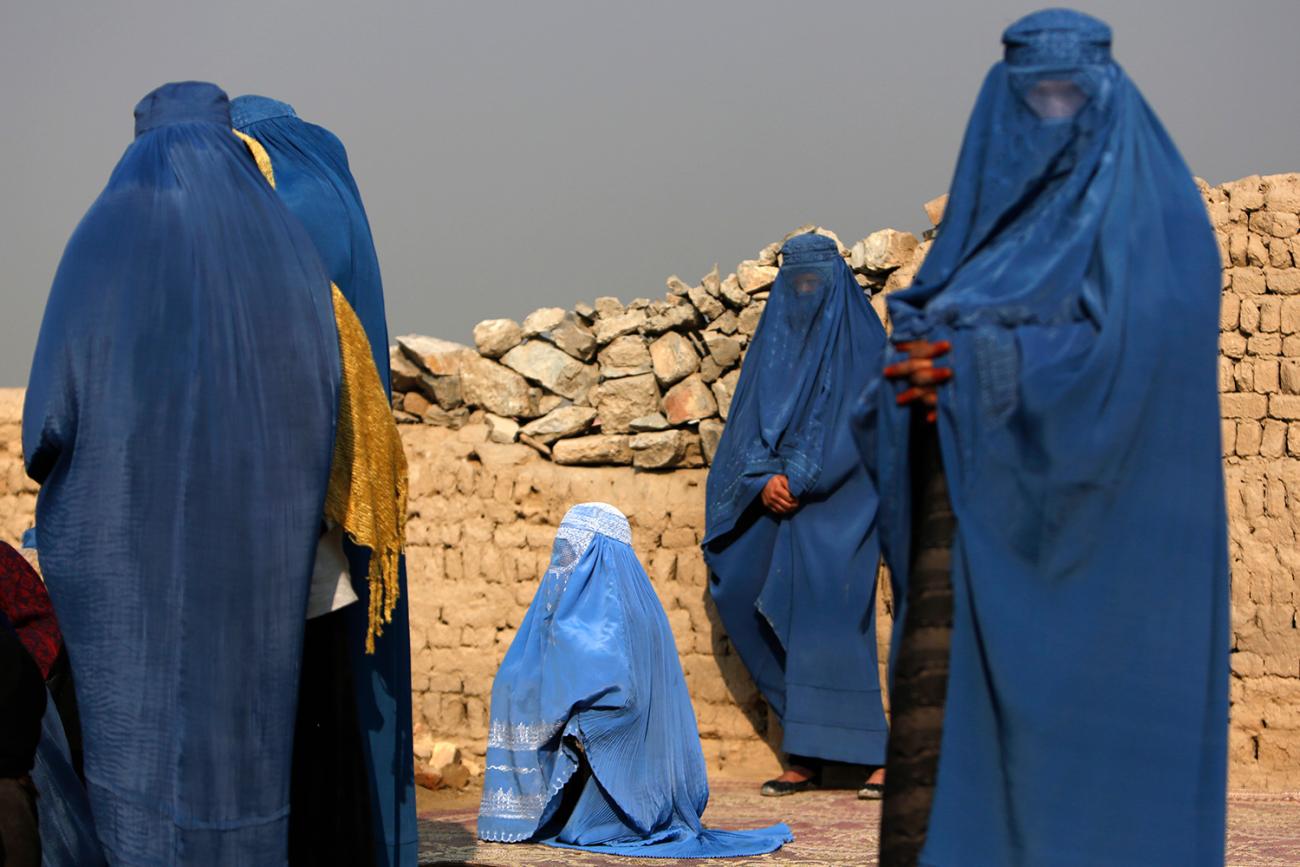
[231,94,417,867]
[477,503,792,858]
[857,10,1229,866]
[24,82,406,866]
[702,232,890,798]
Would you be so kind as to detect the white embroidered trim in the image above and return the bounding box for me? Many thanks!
[478,748,581,840]
[560,502,632,545]
[486,764,539,774]
[478,787,551,821]
[487,719,564,751]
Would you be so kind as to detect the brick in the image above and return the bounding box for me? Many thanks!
[1289,423,1300,456]
[1221,294,1241,330]
[1282,298,1300,333]
[1256,359,1280,394]
[1269,394,1300,420]
[1221,393,1268,418]
[1229,231,1249,266]
[1234,360,1255,392]
[1219,357,1236,393]
[1259,297,1282,332]
[1266,268,1300,295]
[1261,420,1287,458]
[1282,361,1300,394]
[1270,238,1295,268]
[1224,175,1265,210]
[1248,233,1270,267]
[1233,267,1266,295]
[1240,299,1260,333]
[1236,421,1262,456]
[1248,334,1282,355]
[1221,332,1247,358]
[1249,210,1300,238]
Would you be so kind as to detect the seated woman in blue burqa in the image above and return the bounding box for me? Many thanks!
[477,503,792,858]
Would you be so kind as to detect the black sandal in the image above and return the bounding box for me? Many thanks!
[761,776,820,797]
[857,781,885,800]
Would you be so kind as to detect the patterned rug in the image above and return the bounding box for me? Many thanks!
[417,783,1300,866]
[416,785,1300,863]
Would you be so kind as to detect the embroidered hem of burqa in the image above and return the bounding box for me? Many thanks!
[703,233,889,765]
[23,82,340,865]
[854,11,1228,866]
[233,94,417,867]
[478,503,792,858]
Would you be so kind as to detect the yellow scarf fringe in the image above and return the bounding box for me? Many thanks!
[326,285,408,654]
[235,128,406,654]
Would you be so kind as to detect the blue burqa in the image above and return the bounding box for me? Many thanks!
[857,10,1228,865]
[232,94,416,867]
[23,82,340,865]
[478,503,792,858]
[703,233,890,765]
[32,690,107,867]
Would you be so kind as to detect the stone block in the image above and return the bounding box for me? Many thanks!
[597,335,652,378]
[473,319,523,358]
[737,260,778,293]
[664,376,718,425]
[712,369,741,421]
[851,228,919,273]
[552,435,632,466]
[650,332,700,387]
[686,283,725,321]
[591,373,661,433]
[519,406,597,444]
[630,430,689,469]
[924,194,948,226]
[501,340,598,401]
[594,311,647,345]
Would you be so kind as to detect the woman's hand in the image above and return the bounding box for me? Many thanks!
[761,474,800,515]
[884,340,953,424]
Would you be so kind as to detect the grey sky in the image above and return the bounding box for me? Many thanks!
[2,0,1296,384]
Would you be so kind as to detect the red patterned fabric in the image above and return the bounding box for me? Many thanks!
[0,541,62,679]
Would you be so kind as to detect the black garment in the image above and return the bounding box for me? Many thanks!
[1,621,46,867]
[289,610,377,867]
[879,416,955,867]
[1,623,45,778]
[45,646,83,780]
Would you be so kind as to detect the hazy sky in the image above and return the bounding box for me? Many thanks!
[2,1,1297,384]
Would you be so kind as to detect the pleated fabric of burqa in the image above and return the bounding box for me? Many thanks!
[479,503,792,858]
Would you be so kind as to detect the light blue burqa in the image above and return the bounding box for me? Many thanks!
[478,503,792,858]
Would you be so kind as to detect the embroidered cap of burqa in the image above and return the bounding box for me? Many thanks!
[703,233,889,765]
[479,503,792,858]
[857,10,1228,865]
[232,94,416,867]
[23,82,339,865]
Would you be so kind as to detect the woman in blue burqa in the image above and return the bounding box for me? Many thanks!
[478,502,792,858]
[860,10,1228,866]
[232,94,417,867]
[702,232,890,798]
[24,82,406,866]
